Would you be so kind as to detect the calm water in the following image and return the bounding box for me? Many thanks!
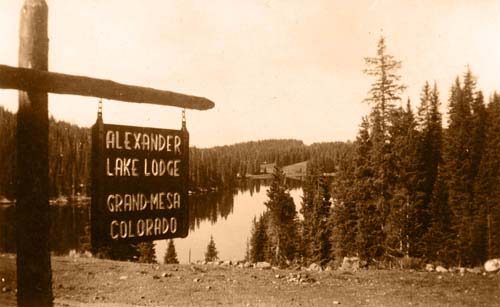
[0,182,302,264]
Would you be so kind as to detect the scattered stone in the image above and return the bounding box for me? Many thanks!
[285,273,316,284]
[341,257,360,272]
[243,262,252,268]
[425,264,435,272]
[193,278,201,283]
[161,272,172,278]
[222,260,232,266]
[1,278,5,283]
[308,263,322,272]
[333,301,341,305]
[466,267,482,274]
[206,285,212,290]
[190,266,206,273]
[275,274,281,279]
[2,286,11,293]
[435,266,448,273]
[484,259,500,272]
[118,275,128,280]
[255,262,271,270]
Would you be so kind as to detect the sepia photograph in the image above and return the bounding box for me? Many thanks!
[0,0,499,306]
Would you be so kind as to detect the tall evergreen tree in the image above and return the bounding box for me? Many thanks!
[249,214,270,262]
[385,101,418,258]
[300,164,319,262]
[350,118,384,263]
[311,176,332,265]
[164,239,179,264]
[363,36,406,134]
[362,36,406,262]
[474,93,500,259]
[441,69,486,266]
[414,82,442,257]
[264,165,299,265]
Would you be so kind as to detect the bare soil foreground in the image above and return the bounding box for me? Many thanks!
[1,254,499,307]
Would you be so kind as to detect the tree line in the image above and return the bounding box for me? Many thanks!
[0,111,351,199]
[249,37,500,268]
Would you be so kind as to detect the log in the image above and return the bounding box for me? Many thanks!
[0,64,214,110]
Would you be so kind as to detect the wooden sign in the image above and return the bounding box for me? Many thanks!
[91,116,189,248]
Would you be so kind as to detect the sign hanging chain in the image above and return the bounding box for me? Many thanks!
[182,109,187,130]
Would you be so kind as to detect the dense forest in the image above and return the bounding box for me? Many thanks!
[249,37,500,268]
[0,107,351,199]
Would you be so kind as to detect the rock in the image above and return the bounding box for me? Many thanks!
[118,275,128,280]
[243,262,252,268]
[255,262,271,270]
[308,263,322,272]
[341,257,360,271]
[333,301,341,305]
[435,266,448,273]
[2,286,10,293]
[437,275,443,280]
[193,278,201,283]
[222,260,232,266]
[1,277,5,283]
[466,267,482,274]
[161,272,172,278]
[206,285,212,290]
[152,275,160,279]
[425,264,435,272]
[484,259,500,272]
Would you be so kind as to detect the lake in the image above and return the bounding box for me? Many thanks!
[0,181,303,264]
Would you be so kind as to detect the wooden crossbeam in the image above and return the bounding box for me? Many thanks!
[0,64,214,110]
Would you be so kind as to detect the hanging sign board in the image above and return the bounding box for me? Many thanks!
[91,119,189,248]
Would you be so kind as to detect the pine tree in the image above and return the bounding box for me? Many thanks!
[474,93,500,259]
[164,239,179,264]
[350,118,384,263]
[362,36,406,263]
[137,242,156,263]
[414,82,442,257]
[385,101,418,258]
[311,176,332,265]
[441,69,486,266]
[363,36,406,134]
[250,214,270,262]
[264,165,299,265]
[205,235,218,262]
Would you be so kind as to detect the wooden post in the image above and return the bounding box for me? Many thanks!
[16,0,53,306]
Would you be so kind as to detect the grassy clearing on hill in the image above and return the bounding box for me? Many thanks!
[0,254,499,306]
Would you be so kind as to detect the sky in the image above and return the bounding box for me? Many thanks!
[0,0,499,147]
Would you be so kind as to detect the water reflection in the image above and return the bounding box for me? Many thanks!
[0,189,239,255]
[0,203,91,255]
[0,181,303,263]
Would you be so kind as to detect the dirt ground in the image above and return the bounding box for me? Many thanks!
[0,254,499,307]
